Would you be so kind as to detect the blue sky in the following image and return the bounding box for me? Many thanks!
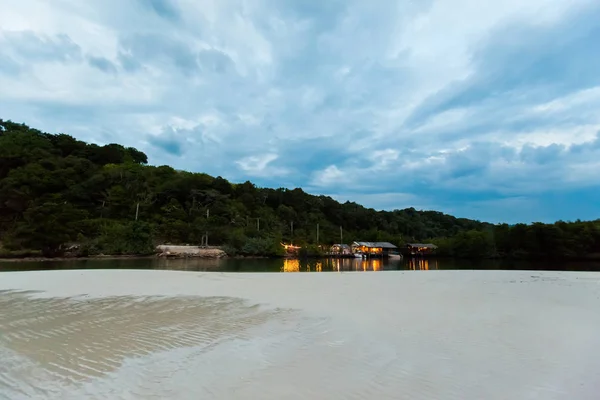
[1,0,600,223]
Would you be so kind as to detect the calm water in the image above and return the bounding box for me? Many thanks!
[1,256,599,272]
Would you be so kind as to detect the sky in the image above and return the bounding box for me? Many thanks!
[1,0,600,224]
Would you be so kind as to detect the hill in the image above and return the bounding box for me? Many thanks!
[1,119,599,259]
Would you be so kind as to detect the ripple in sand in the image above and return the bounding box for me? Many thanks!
[0,291,416,400]
[2,273,600,400]
[0,291,301,398]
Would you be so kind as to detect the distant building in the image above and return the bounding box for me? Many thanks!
[352,241,398,257]
[330,244,352,255]
[281,243,301,255]
[406,243,438,255]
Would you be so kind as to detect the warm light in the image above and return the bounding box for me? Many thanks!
[353,245,384,254]
[372,259,381,271]
[282,259,300,272]
[408,259,430,270]
[281,243,301,251]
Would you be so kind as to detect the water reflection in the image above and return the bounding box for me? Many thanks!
[305,261,323,272]
[160,258,224,271]
[260,257,434,272]
[2,256,600,273]
[406,258,439,271]
[282,259,301,272]
[279,258,394,272]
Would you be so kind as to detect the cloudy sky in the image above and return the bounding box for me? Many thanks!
[1,0,600,223]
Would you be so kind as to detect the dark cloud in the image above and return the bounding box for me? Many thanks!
[87,56,118,74]
[0,55,21,75]
[1,31,82,63]
[118,33,198,75]
[148,134,184,156]
[519,143,564,165]
[139,0,180,21]
[2,1,600,223]
[571,131,600,150]
[117,52,142,72]
[197,49,234,74]
[405,4,600,128]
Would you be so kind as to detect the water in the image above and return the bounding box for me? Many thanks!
[1,256,599,273]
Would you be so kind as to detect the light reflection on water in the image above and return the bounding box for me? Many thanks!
[407,258,439,270]
[282,257,393,272]
[282,259,300,272]
[1,256,600,273]
[0,257,406,273]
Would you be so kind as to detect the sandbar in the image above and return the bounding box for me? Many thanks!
[1,269,599,399]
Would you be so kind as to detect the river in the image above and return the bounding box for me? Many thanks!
[1,256,599,273]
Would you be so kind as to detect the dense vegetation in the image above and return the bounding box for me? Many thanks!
[432,222,600,259]
[1,120,600,259]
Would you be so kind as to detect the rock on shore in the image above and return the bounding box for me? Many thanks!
[156,245,227,259]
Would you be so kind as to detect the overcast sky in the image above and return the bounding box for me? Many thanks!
[1,0,600,223]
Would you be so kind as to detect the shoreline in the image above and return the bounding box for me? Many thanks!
[0,254,156,263]
[3,254,600,264]
[0,254,279,263]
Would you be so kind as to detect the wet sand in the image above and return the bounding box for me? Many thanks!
[1,270,600,399]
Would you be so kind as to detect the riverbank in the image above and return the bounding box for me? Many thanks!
[1,269,599,399]
[0,254,156,263]
[0,252,272,263]
[0,245,230,263]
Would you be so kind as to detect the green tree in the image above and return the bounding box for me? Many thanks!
[7,198,87,256]
[3,118,600,261]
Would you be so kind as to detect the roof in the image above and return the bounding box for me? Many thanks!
[407,243,438,249]
[352,241,398,249]
[331,244,351,249]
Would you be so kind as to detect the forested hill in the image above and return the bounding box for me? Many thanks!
[1,119,600,259]
[0,119,484,256]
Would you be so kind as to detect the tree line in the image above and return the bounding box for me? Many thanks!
[1,119,599,259]
[433,221,600,259]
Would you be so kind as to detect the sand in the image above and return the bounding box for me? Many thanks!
[1,269,600,399]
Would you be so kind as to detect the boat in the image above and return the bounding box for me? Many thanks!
[388,252,402,260]
[353,252,364,258]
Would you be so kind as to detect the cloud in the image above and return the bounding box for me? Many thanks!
[404,3,600,129]
[311,166,347,188]
[326,192,427,212]
[148,134,184,156]
[235,153,290,178]
[1,0,600,223]
[87,56,117,74]
[0,31,82,63]
[141,0,181,21]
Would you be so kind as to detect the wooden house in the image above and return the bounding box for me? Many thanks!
[352,241,398,257]
[330,244,352,255]
[406,243,438,255]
